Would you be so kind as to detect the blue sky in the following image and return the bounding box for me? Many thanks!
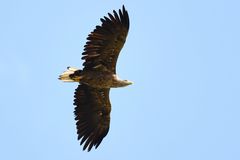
[1,0,240,159]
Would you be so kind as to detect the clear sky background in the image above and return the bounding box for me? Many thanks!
[1,0,240,160]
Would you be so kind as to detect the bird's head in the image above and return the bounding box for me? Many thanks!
[117,80,133,87]
[113,74,133,87]
[123,80,133,86]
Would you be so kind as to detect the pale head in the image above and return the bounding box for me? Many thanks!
[114,80,133,87]
[122,80,133,86]
[112,74,133,87]
[113,79,133,87]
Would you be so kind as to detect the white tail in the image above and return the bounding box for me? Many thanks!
[59,67,79,82]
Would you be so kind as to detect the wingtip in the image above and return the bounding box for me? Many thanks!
[122,5,125,11]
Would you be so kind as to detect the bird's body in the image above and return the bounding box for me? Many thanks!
[60,67,132,88]
[59,5,131,151]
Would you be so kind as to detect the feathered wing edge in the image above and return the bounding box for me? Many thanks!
[82,5,129,73]
[74,84,111,151]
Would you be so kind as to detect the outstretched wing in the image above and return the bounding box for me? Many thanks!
[82,5,129,73]
[74,84,111,151]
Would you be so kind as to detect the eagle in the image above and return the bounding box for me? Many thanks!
[59,5,132,151]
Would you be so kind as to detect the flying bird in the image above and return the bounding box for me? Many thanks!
[59,5,132,151]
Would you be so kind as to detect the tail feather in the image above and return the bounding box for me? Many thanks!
[59,67,82,82]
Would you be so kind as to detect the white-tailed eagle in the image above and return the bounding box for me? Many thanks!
[59,5,132,151]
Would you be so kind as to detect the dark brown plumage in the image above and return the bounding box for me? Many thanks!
[82,5,129,74]
[59,5,131,151]
[74,85,111,151]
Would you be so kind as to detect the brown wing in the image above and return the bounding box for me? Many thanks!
[74,84,111,151]
[82,5,129,73]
